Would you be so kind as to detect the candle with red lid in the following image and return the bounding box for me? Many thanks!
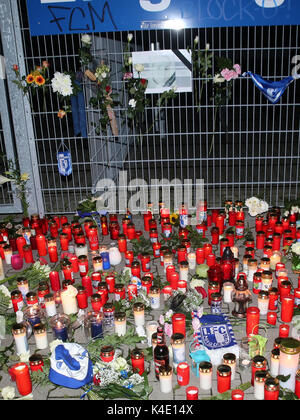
[172,313,186,337]
[246,307,260,336]
[131,349,145,375]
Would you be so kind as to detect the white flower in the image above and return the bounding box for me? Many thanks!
[51,72,73,97]
[134,64,144,73]
[129,99,137,108]
[213,73,225,84]
[291,206,299,213]
[284,211,290,217]
[128,57,133,65]
[246,197,268,217]
[0,175,12,185]
[1,386,15,400]
[194,36,199,45]
[205,43,210,50]
[127,33,133,42]
[49,339,63,354]
[81,34,92,45]
[112,357,128,372]
[19,351,30,363]
[0,285,13,308]
[291,242,300,256]
[190,278,205,290]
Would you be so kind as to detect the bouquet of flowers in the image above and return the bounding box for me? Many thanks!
[289,242,300,273]
[245,196,269,217]
[159,310,174,338]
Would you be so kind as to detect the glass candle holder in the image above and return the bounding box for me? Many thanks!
[12,323,29,356]
[270,348,280,377]
[223,282,234,303]
[84,311,104,340]
[17,277,29,300]
[3,245,12,264]
[251,355,267,386]
[44,293,57,317]
[23,305,44,327]
[257,290,269,316]
[222,353,237,381]
[133,303,145,327]
[131,348,145,375]
[171,333,185,368]
[279,338,300,392]
[149,286,160,309]
[50,314,71,342]
[103,303,115,332]
[199,361,213,391]
[114,311,127,337]
[254,371,268,400]
[33,323,48,350]
[231,390,245,400]
[159,365,173,394]
[146,321,159,346]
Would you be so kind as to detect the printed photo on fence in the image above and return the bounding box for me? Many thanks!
[132,50,193,94]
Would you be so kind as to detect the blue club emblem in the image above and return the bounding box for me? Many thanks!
[57,150,72,176]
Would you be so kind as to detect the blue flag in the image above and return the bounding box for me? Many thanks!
[243,72,299,104]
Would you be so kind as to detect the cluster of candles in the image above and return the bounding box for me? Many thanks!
[3,200,300,399]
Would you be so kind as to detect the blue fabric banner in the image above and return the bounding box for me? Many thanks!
[27,0,300,37]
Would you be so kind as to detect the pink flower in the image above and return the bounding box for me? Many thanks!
[221,68,239,81]
[123,72,133,80]
[233,64,241,75]
[164,323,173,338]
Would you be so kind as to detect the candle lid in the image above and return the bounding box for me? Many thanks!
[101,345,114,356]
[264,377,279,391]
[11,290,22,298]
[91,294,102,302]
[252,355,267,367]
[103,303,115,312]
[133,303,145,312]
[258,290,269,299]
[171,333,185,345]
[179,261,189,267]
[217,364,231,377]
[33,323,46,334]
[131,348,144,359]
[281,280,292,288]
[17,277,28,285]
[12,323,26,335]
[26,291,37,301]
[159,365,172,376]
[44,293,54,302]
[199,361,213,373]
[223,353,236,364]
[149,286,160,294]
[114,284,125,292]
[114,311,126,322]
[280,338,300,355]
[29,354,43,365]
[261,271,272,279]
[255,371,268,383]
[271,348,280,359]
[269,287,279,295]
[248,259,258,267]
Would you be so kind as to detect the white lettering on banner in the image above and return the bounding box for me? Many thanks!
[139,0,171,12]
[292,56,300,76]
[255,0,285,8]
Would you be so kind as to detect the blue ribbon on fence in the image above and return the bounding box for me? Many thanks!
[242,72,299,104]
[71,80,87,138]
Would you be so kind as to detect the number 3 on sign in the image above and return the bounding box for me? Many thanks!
[139,0,171,12]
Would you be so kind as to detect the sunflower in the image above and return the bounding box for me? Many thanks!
[170,213,179,225]
[34,74,45,86]
[26,74,35,84]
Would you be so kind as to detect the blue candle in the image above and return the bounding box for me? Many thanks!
[101,252,110,270]
[28,316,41,327]
[91,319,103,339]
[53,322,68,342]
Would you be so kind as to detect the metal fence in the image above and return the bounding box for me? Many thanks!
[2,0,300,214]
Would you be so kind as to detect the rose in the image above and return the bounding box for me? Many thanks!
[134,64,144,73]
[112,357,128,372]
[291,242,300,256]
[13,64,19,71]
[123,72,133,80]
[129,99,137,108]
[20,173,29,181]
[127,33,133,42]
[42,60,50,68]
[105,85,112,94]
[213,73,225,84]
[140,78,147,86]
[81,34,92,45]
[194,36,199,45]
[1,386,15,400]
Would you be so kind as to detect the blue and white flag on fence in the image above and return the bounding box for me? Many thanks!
[192,312,240,365]
[243,72,300,104]
[57,149,72,176]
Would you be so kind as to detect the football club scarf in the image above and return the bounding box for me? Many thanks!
[242,72,299,104]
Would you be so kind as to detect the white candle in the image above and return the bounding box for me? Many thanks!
[146,321,158,346]
[109,247,122,266]
[159,366,173,393]
[223,282,234,303]
[61,285,78,315]
[75,243,88,257]
[270,251,282,271]
[199,362,213,390]
[33,324,48,350]
[0,258,4,281]
[12,324,29,355]
[223,354,237,381]
[149,287,160,309]
[4,247,12,265]
[114,313,127,337]
[270,349,280,377]
[187,253,196,270]
[279,339,300,392]
[231,246,238,259]
[254,376,266,400]
[133,303,145,327]
[257,291,269,315]
[179,263,189,281]
[45,294,57,317]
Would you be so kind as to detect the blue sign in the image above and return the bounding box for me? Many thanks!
[27,0,299,36]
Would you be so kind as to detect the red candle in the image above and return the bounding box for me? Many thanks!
[131,350,145,375]
[279,324,290,338]
[36,234,47,256]
[77,286,88,309]
[228,211,236,227]
[10,363,32,396]
[215,215,225,235]
[48,246,58,263]
[29,355,44,373]
[143,212,152,231]
[166,265,176,282]
[217,365,231,393]
[59,233,69,251]
[256,231,265,250]
[118,234,127,253]
[105,275,115,293]
[177,246,187,264]
[162,285,173,301]
[91,294,103,312]
[177,280,187,293]
[255,216,264,232]
[131,261,141,278]
[82,276,93,297]
[141,253,151,272]
[125,251,134,267]
[272,233,281,251]
[169,272,179,290]
[127,284,138,300]
[295,371,300,399]
[196,247,205,264]
[49,271,61,291]
[78,256,89,277]
[16,236,26,258]
[267,312,277,325]
[177,362,190,386]
[204,243,213,259]
[231,390,245,400]
[152,242,161,258]
[186,386,198,400]
[172,313,186,337]
[206,253,216,267]
[23,245,34,264]
[126,223,136,240]
[281,295,295,323]
[264,379,280,401]
[246,307,260,336]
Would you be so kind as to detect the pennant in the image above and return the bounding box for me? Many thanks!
[243,72,299,104]
[57,150,72,176]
